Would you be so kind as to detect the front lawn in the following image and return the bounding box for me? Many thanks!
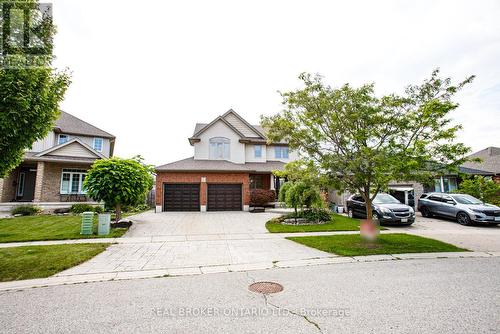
[0,215,128,243]
[0,243,110,282]
[287,233,468,256]
[266,213,361,233]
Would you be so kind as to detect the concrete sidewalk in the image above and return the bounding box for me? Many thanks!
[0,251,497,292]
[0,230,365,248]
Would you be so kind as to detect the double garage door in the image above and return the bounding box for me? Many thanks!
[163,183,242,212]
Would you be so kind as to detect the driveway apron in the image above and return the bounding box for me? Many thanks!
[57,211,333,276]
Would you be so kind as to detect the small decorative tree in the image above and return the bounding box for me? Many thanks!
[279,180,322,222]
[84,156,154,221]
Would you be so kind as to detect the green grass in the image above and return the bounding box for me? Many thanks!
[0,243,110,282]
[0,215,128,243]
[266,213,362,233]
[287,233,468,256]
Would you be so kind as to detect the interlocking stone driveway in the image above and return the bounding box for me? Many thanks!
[126,211,273,236]
[57,211,333,276]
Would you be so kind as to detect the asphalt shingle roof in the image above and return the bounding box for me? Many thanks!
[458,166,494,175]
[54,111,115,138]
[155,157,285,172]
[461,147,500,174]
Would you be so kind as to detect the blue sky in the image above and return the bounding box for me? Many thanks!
[52,0,500,165]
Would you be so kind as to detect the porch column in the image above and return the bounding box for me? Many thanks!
[33,161,45,202]
[270,174,275,190]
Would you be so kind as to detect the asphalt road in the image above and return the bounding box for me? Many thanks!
[1,257,499,334]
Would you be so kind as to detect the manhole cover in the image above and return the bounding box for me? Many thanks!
[249,281,284,294]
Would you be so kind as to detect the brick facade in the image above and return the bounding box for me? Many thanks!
[35,162,92,202]
[0,162,93,203]
[155,172,251,210]
[33,162,46,202]
[0,167,19,202]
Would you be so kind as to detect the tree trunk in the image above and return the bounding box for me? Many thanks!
[365,199,373,221]
[294,206,298,223]
[115,203,122,222]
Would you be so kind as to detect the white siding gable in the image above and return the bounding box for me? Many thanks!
[46,141,100,158]
[224,113,261,138]
[194,120,245,164]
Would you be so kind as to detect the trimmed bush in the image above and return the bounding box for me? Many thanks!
[70,204,103,214]
[250,189,276,206]
[300,209,332,223]
[283,209,332,223]
[11,205,42,216]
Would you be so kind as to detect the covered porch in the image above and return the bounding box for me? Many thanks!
[0,159,98,213]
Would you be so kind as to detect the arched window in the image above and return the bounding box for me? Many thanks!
[209,137,230,159]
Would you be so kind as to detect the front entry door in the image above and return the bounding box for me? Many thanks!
[17,169,36,202]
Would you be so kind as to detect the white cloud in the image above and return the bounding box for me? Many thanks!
[52,0,500,165]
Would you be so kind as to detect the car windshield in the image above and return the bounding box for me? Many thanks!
[373,194,401,204]
[451,194,483,205]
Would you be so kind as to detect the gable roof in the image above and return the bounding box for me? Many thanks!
[462,147,500,174]
[35,138,106,159]
[54,111,115,139]
[189,109,288,145]
[221,109,266,138]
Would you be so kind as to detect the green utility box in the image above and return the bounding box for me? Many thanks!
[98,213,111,235]
[80,211,94,235]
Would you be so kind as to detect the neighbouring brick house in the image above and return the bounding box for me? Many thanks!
[155,109,298,212]
[0,111,115,213]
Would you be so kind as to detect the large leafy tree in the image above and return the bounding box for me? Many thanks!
[262,70,473,220]
[83,157,155,221]
[0,0,70,177]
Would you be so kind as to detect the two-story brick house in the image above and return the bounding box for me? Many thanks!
[155,109,298,212]
[0,111,115,213]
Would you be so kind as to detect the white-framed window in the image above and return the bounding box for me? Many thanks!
[209,137,230,160]
[60,169,87,194]
[275,146,289,159]
[254,145,262,158]
[93,137,103,152]
[58,134,69,145]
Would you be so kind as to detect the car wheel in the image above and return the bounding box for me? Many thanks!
[348,208,354,218]
[457,212,472,226]
[421,206,432,218]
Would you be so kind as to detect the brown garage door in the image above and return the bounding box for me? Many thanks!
[163,183,200,212]
[207,184,242,211]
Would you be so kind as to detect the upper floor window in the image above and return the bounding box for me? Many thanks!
[58,134,69,145]
[93,137,103,152]
[209,137,230,160]
[254,145,262,158]
[275,146,289,159]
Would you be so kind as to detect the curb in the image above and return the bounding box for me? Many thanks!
[0,251,497,292]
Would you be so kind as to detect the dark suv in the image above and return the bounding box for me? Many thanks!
[346,193,415,225]
[418,193,500,226]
